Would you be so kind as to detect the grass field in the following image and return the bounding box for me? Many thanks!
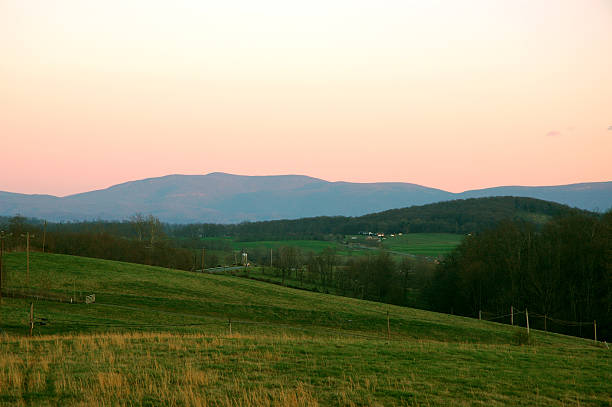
[380,233,465,257]
[230,239,342,254]
[0,252,610,406]
[204,233,465,259]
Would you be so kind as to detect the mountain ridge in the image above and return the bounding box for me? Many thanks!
[1,173,610,223]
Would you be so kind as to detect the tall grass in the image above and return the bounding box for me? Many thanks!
[0,330,610,406]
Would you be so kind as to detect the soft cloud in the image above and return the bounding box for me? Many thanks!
[546,130,562,137]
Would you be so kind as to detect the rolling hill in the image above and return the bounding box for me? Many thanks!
[180,197,590,240]
[0,252,610,406]
[0,172,610,223]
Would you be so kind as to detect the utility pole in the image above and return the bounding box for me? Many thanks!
[42,221,47,253]
[19,232,35,289]
[201,248,205,272]
[0,232,12,303]
[26,232,31,288]
[0,233,4,301]
[0,234,3,302]
[25,232,30,288]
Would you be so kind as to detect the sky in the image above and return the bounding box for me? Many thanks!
[1,0,611,196]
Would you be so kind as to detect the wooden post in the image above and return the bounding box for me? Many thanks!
[594,320,597,343]
[270,248,273,267]
[229,318,232,335]
[0,237,3,302]
[525,308,530,335]
[510,306,514,326]
[479,310,482,321]
[29,302,34,336]
[387,310,390,342]
[26,232,30,288]
[42,221,46,253]
[201,248,205,272]
[544,314,547,332]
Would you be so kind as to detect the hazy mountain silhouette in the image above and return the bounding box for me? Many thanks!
[0,173,610,223]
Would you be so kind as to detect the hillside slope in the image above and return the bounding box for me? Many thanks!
[0,251,506,341]
[192,196,589,240]
[0,252,609,406]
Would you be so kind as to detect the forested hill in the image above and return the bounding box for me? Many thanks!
[174,197,588,240]
[2,173,610,223]
[352,196,578,233]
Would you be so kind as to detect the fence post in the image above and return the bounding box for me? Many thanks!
[510,306,513,326]
[387,310,390,342]
[479,310,481,321]
[544,314,547,332]
[29,302,34,336]
[594,320,597,343]
[229,318,232,336]
[525,309,530,335]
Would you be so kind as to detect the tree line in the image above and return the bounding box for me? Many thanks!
[425,210,611,340]
[2,197,585,244]
[0,215,196,271]
[168,197,585,241]
[245,246,435,308]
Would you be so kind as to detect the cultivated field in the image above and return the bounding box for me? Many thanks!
[380,233,464,257]
[205,233,464,259]
[0,252,609,406]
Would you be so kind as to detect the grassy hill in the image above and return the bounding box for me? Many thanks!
[180,196,588,242]
[0,252,610,406]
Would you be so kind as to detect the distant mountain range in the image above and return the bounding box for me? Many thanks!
[0,173,610,223]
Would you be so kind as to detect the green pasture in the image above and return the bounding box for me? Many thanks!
[0,252,609,406]
[380,233,464,256]
[201,233,464,259]
[230,239,343,254]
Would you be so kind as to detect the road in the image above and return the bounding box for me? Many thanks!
[195,266,248,274]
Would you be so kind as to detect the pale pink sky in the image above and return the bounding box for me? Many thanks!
[1,0,611,196]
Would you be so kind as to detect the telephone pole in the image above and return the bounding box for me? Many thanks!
[0,232,7,302]
[21,232,34,288]
[201,248,205,272]
[42,221,47,253]
[0,232,13,302]
[26,232,30,287]
[0,234,3,302]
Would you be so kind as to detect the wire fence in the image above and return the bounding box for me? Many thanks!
[480,307,603,343]
[18,300,398,342]
[1,287,88,304]
[9,292,607,345]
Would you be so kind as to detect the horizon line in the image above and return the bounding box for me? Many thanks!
[1,172,610,198]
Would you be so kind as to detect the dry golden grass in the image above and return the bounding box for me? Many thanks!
[0,331,330,406]
[0,329,610,406]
